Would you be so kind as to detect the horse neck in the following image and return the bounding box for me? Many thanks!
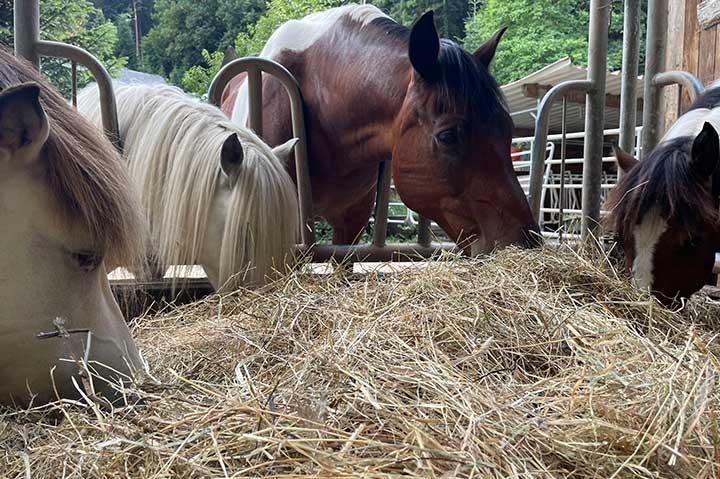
[307,23,412,162]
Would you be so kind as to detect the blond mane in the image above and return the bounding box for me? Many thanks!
[0,47,144,267]
[79,83,299,287]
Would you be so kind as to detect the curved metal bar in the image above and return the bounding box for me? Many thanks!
[208,57,315,246]
[653,70,705,102]
[529,80,593,219]
[36,40,121,149]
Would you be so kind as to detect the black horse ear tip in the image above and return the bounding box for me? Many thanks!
[702,121,718,134]
[414,10,434,25]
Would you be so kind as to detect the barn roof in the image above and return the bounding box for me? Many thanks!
[501,57,645,134]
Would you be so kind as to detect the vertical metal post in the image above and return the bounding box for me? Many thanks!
[558,97,567,243]
[71,61,78,107]
[14,0,40,68]
[372,161,392,247]
[247,66,263,138]
[417,216,431,247]
[618,0,641,178]
[580,0,611,241]
[641,0,668,158]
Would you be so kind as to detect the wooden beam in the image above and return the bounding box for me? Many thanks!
[522,83,643,110]
[699,0,720,30]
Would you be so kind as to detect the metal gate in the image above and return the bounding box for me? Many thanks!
[528,0,705,243]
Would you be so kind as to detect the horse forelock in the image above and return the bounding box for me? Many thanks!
[0,46,144,267]
[80,84,298,286]
[369,18,511,135]
[606,137,719,244]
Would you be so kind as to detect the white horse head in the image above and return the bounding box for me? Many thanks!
[0,51,145,408]
[78,84,299,290]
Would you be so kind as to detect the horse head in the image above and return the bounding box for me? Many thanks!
[391,12,541,254]
[607,122,720,303]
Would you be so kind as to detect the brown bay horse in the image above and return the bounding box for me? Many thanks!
[606,84,720,303]
[221,5,540,253]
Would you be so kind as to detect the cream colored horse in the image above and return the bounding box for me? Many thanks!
[79,84,299,290]
[0,49,145,408]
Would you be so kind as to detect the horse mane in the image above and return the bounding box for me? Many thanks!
[605,137,719,238]
[0,46,144,267]
[369,15,512,136]
[78,83,298,287]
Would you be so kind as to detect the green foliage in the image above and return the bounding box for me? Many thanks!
[114,12,139,69]
[235,0,346,57]
[181,49,224,99]
[465,0,646,85]
[373,0,468,41]
[143,0,263,84]
[0,0,11,45]
[0,0,125,97]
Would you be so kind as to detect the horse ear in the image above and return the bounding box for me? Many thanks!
[473,26,507,67]
[272,137,299,166]
[220,133,244,181]
[0,82,49,164]
[408,11,440,81]
[690,122,720,181]
[221,46,238,67]
[612,143,639,173]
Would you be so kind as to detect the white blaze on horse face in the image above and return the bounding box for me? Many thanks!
[231,5,389,124]
[631,209,668,290]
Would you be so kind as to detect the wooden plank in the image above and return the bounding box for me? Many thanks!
[699,0,720,29]
[683,0,701,111]
[715,24,720,79]
[522,83,643,110]
[665,0,687,129]
[699,24,718,84]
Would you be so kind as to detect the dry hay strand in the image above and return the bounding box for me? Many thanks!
[3,246,720,478]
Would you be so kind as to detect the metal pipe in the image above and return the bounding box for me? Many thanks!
[372,160,392,247]
[618,0,641,178]
[71,61,78,108]
[580,0,611,241]
[296,242,458,263]
[641,0,669,158]
[529,80,593,219]
[558,97,567,243]
[13,0,40,68]
[653,71,705,102]
[417,216,431,247]
[208,57,315,246]
[36,40,121,149]
[246,65,263,137]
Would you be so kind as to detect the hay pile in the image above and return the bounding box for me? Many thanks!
[2,247,720,478]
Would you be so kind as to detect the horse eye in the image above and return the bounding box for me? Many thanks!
[435,127,461,146]
[71,250,103,272]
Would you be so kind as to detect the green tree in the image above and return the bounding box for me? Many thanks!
[1,0,126,97]
[465,0,646,85]
[0,0,12,45]
[373,0,468,41]
[143,0,263,84]
[181,48,224,99]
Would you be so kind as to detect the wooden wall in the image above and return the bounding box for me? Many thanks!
[664,0,720,128]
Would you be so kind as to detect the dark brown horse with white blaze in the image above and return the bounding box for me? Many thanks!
[606,84,720,304]
[221,5,540,253]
